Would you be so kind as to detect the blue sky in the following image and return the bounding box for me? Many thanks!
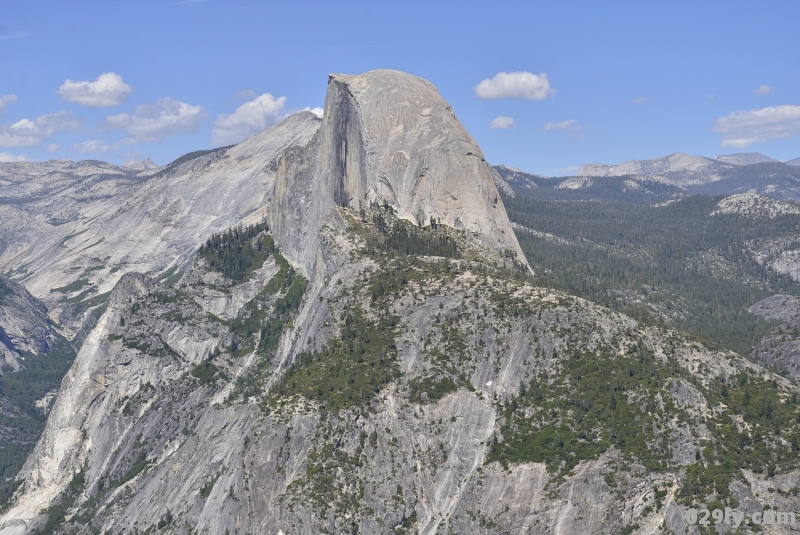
[1,0,798,175]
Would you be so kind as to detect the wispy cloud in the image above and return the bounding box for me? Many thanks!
[754,84,772,96]
[489,116,515,129]
[0,94,18,115]
[714,105,800,148]
[0,111,81,148]
[0,31,36,42]
[540,119,578,131]
[73,138,136,155]
[235,89,257,100]
[0,151,27,162]
[554,165,580,174]
[632,96,653,105]
[107,98,207,142]
[475,71,554,100]
[540,119,586,139]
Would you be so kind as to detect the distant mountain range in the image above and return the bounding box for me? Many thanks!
[575,151,800,186]
[576,153,728,185]
[492,152,800,205]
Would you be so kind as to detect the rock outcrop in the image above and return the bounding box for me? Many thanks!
[269,70,527,277]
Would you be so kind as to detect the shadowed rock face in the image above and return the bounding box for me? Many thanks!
[270,69,527,277]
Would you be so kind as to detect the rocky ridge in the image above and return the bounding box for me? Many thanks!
[711,193,800,218]
[575,152,732,186]
[714,153,780,166]
[0,112,320,337]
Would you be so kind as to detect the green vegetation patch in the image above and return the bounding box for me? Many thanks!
[49,278,90,294]
[489,343,672,474]
[198,221,275,282]
[228,251,307,351]
[361,204,460,259]
[295,440,366,522]
[271,307,400,412]
[0,277,11,302]
[0,336,75,420]
[0,334,76,512]
[229,252,308,400]
[408,374,458,404]
[191,361,221,384]
[678,372,800,506]
[32,470,85,535]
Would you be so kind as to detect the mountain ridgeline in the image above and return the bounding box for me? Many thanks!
[1,70,800,535]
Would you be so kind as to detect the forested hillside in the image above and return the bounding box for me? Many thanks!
[502,191,800,356]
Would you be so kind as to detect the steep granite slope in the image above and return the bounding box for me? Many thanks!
[0,112,320,337]
[4,208,800,534]
[0,276,76,513]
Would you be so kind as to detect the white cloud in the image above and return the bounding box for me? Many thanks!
[540,119,578,131]
[0,111,80,148]
[708,94,717,100]
[302,106,324,118]
[235,89,258,100]
[489,116,515,129]
[74,140,112,154]
[73,138,137,154]
[713,105,800,148]
[59,73,132,108]
[475,71,554,100]
[0,94,18,115]
[107,98,207,142]
[754,84,772,96]
[46,143,60,153]
[0,152,27,162]
[211,93,287,145]
[632,96,652,105]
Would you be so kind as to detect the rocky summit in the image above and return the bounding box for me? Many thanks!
[269,70,526,279]
[2,70,800,535]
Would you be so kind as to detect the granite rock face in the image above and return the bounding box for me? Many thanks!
[0,112,321,337]
[0,276,55,375]
[269,70,527,277]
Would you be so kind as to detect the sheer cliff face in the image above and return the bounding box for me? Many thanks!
[270,70,527,277]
